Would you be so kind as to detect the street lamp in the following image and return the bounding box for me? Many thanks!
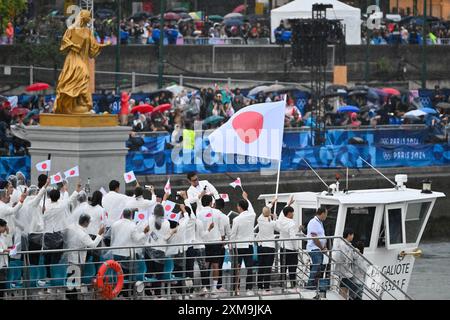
[115,0,121,93]
[421,0,427,89]
[158,0,166,89]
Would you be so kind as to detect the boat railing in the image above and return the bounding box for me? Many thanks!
[0,235,412,300]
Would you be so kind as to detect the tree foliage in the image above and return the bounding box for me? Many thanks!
[0,0,27,28]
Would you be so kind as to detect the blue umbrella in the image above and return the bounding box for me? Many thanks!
[337,105,360,113]
[421,107,438,114]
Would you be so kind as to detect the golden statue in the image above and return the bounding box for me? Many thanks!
[54,10,110,114]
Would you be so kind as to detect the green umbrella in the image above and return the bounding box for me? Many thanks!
[208,15,224,22]
[203,115,224,125]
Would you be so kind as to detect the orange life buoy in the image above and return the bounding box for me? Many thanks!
[96,260,124,299]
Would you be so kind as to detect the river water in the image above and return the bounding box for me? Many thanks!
[407,242,450,300]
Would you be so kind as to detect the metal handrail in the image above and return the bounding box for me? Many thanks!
[0,235,412,300]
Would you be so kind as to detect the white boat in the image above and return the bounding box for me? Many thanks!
[258,174,445,300]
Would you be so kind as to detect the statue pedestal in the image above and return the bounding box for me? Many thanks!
[27,114,130,193]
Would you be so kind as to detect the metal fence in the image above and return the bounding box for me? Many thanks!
[0,235,412,301]
[0,64,308,94]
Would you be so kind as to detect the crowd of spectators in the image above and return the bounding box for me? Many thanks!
[1,83,449,157]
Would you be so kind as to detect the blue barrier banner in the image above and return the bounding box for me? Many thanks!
[0,156,30,180]
[3,129,450,177]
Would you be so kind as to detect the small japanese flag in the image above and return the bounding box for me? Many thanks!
[219,193,230,202]
[50,172,63,185]
[100,211,108,221]
[164,178,171,194]
[163,200,176,215]
[64,166,79,179]
[230,177,242,189]
[165,211,181,222]
[36,160,51,172]
[134,210,149,223]
[124,171,136,183]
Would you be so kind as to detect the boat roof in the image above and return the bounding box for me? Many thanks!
[259,188,445,206]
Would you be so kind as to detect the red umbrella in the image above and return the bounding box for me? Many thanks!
[381,88,400,96]
[10,107,30,117]
[130,104,154,114]
[26,82,50,92]
[164,12,180,20]
[153,103,171,113]
[232,4,247,13]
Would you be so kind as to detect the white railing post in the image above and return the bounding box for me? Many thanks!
[132,72,136,93]
[227,77,231,88]
[29,65,33,85]
[179,74,183,86]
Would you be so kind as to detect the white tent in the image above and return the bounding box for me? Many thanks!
[271,0,361,45]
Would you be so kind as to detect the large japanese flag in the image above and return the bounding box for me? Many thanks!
[208,100,285,160]
[36,160,51,172]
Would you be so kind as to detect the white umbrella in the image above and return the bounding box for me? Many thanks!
[248,85,269,96]
[165,84,186,95]
[404,109,427,118]
[224,12,243,20]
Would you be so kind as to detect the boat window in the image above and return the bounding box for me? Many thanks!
[323,205,339,248]
[377,217,385,248]
[302,208,317,230]
[344,207,376,248]
[388,208,403,245]
[405,202,431,243]
[302,208,317,249]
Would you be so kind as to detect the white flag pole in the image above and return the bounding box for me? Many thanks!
[273,95,287,215]
[273,159,282,215]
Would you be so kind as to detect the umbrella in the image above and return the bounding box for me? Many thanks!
[10,107,30,117]
[148,89,174,98]
[349,85,369,91]
[208,15,224,22]
[322,90,347,98]
[189,12,202,20]
[153,103,171,113]
[436,102,450,109]
[348,90,368,97]
[223,18,243,26]
[0,95,7,102]
[224,12,243,20]
[232,5,247,13]
[131,104,154,114]
[264,84,286,93]
[26,82,49,92]
[381,88,401,96]
[337,105,360,113]
[166,84,186,95]
[248,85,269,96]
[171,7,188,13]
[164,12,180,20]
[326,84,348,92]
[404,109,427,118]
[203,115,224,125]
[421,107,438,114]
[178,12,192,20]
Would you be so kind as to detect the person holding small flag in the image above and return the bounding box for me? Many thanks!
[196,194,225,296]
[177,191,211,297]
[186,172,219,210]
[146,204,177,298]
[230,191,257,296]
[41,180,81,273]
[102,180,134,229]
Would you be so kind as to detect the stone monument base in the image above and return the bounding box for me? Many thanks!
[40,113,118,127]
[27,116,130,193]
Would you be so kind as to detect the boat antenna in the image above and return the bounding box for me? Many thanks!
[346,167,349,191]
[301,158,329,189]
[358,156,397,188]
